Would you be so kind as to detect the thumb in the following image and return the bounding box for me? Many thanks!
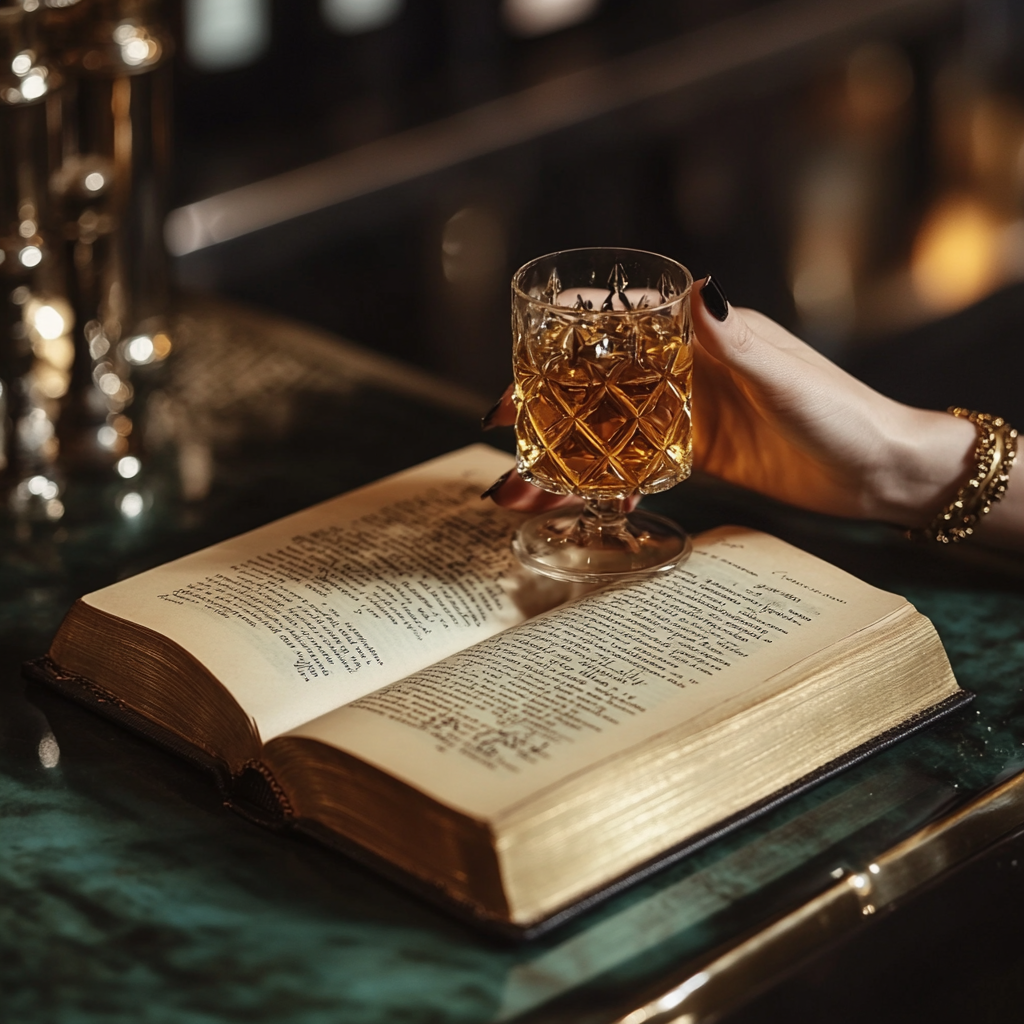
[692,275,841,371]
[691,275,771,373]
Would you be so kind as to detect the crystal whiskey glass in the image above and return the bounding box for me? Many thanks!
[511,247,693,583]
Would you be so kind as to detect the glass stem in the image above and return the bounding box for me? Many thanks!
[579,497,641,552]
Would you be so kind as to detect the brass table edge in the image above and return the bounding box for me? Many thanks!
[611,768,1024,1024]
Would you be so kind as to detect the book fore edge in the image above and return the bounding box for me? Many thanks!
[22,655,974,941]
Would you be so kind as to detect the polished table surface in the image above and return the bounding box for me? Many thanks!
[4,299,1024,1023]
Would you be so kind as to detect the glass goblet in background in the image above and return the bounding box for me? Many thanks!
[511,247,694,583]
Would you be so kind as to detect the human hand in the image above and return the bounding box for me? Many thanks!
[482,276,978,529]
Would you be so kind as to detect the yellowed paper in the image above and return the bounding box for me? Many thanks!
[80,445,573,739]
[289,527,905,817]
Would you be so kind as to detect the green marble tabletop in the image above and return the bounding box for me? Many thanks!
[4,299,1024,1024]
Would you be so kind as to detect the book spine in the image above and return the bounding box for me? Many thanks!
[227,760,295,828]
[24,656,236,796]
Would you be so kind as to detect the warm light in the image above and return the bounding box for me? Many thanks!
[33,304,66,340]
[321,0,403,33]
[33,335,75,372]
[38,733,60,768]
[32,364,70,399]
[120,491,144,517]
[27,475,58,499]
[126,335,155,364]
[912,195,1000,314]
[501,0,599,37]
[19,70,47,101]
[41,336,75,372]
[88,327,110,359]
[117,456,141,479]
[122,38,153,65]
[23,474,62,512]
[186,0,270,71]
[151,332,172,360]
[11,53,32,76]
[652,972,708,1014]
[20,409,53,448]
[113,22,160,67]
[19,220,36,238]
[19,245,42,268]
[99,372,123,396]
[84,171,106,192]
[98,425,119,448]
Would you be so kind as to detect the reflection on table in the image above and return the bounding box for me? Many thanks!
[5,298,1024,1023]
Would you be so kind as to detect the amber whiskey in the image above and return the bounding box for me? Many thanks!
[513,304,692,500]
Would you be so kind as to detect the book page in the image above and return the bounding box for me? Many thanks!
[285,527,907,817]
[81,446,586,740]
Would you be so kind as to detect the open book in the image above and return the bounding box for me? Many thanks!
[31,446,969,935]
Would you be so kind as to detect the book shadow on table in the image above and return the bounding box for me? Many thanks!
[15,675,488,940]
[12,662,974,1024]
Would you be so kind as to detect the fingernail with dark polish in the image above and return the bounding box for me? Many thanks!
[701,275,730,321]
[480,469,512,500]
[481,397,504,431]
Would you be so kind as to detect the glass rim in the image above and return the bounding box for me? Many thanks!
[511,246,693,316]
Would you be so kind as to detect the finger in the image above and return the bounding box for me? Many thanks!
[484,470,581,511]
[693,277,839,375]
[692,279,845,405]
[484,471,641,514]
[482,383,515,430]
[691,276,774,370]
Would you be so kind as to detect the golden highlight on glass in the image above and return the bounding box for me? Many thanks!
[511,247,694,583]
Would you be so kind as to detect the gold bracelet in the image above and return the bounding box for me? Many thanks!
[909,408,1018,544]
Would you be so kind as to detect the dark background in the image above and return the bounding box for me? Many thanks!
[118,3,1024,1018]
[165,0,1024,411]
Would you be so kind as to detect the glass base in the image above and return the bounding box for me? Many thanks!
[511,505,692,584]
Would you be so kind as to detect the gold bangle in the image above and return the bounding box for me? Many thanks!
[909,408,1018,544]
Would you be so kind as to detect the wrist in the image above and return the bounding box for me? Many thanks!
[866,405,978,529]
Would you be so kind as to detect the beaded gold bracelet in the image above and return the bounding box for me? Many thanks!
[909,408,1018,544]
